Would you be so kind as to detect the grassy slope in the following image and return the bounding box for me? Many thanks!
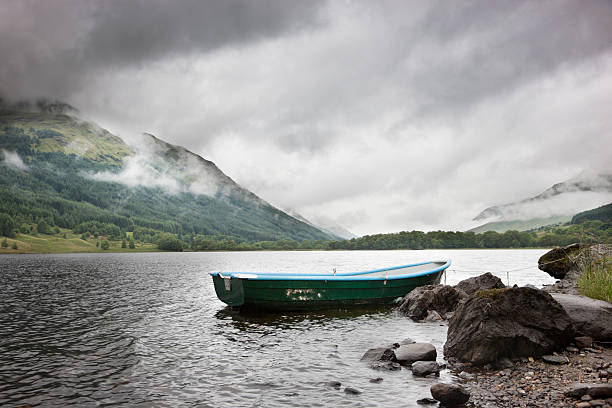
[1,110,133,165]
[469,215,572,233]
[0,229,157,254]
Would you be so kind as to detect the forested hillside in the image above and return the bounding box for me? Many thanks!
[0,100,335,250]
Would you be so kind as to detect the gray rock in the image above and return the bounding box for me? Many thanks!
[551,294,612,340]
[455,272,505,296]
[399,337,416,345]
[369,377,383,383]
[566,346,580,353]
[398,285,467,321]
[542,355,569,364]
[430,383,470,406]
[395,343,437,365]
[344,387,362,395]
[360,347,396,362]
[411,361,441,377]
[565,383,612,399]
[444,287,574,365]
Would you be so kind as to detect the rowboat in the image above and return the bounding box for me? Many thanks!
[210,260,451,311]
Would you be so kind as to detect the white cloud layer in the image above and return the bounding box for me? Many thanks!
[2,1,612,235]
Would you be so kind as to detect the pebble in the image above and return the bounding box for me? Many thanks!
[369,377,383,383]
[344,387,362,395]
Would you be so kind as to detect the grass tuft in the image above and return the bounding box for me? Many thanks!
[578,257,612,303]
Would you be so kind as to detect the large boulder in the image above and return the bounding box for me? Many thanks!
[411,361,440,377]
[551,293,612,340]
[538,243,582,279]
[455,272,505,296]
[444,287,574,365]
[398,285,466,321]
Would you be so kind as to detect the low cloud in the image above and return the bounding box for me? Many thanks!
[1,149,29,171]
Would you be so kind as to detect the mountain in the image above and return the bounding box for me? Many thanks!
[471,173,612,232]
[468,216,572,234]
[571,202,612,224]
[0,99,335,243]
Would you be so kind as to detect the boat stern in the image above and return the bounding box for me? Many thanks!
[211,274,245,307]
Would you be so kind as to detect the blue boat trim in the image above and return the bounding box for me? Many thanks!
[209,259,451,281]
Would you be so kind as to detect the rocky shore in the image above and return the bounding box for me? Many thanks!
[359,244,612,407]
[460,345,612,408]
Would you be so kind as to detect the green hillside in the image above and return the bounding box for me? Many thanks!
[572,202,612,224]
[0,100,334,250]
[469,215,571,233]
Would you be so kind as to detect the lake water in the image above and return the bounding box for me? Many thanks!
[0,249,555,407]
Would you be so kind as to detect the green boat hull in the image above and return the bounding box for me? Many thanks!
[212,270,443,311]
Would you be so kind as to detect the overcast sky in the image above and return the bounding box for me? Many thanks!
[2,0,612,235]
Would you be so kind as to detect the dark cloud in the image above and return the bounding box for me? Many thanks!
[0,0,325,100]
[1,0,612,234]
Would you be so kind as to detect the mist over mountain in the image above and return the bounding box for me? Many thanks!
[472,172,612,232]
[0,99,335,242]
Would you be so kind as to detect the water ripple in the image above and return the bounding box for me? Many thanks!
[0,250,552,407]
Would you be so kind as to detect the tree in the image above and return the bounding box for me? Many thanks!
[96,240,100,247]
[129,238,135,249]
[37,219,52,235]
[11,241,18,250]
[1,238,8,248]
[0,214,16,237]
[121,239,127,248]
[157,235,183,251]
[101,240,110,250]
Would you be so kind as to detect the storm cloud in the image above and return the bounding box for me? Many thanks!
[2,0,612,234]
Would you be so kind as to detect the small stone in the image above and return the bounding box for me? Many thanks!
[369,377,383,383]
[528,357,534,362]
[575,336,593,349]
[457,371,475,380]
[430,383,470,406]
[412,361,441,377]
[598,371,608,379]
[582,395,593,401]
[589,400,605,407]
[566,346,580,353]
[576,402,591,408]
[361,348,396,362]
[495,357,514,369]
[542,355,569,365]
[344,387,362,395]
[400,337,416,345]
[416,397,438,405]
[325,381,341,389]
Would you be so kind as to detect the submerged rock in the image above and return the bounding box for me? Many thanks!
[430,383,470,406]
[444,287,574,365]
[411,361,440,377]
[455,272,505,296]
[360,347,396,362]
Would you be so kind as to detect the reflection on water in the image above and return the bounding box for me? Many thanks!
[0,249,552,407]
